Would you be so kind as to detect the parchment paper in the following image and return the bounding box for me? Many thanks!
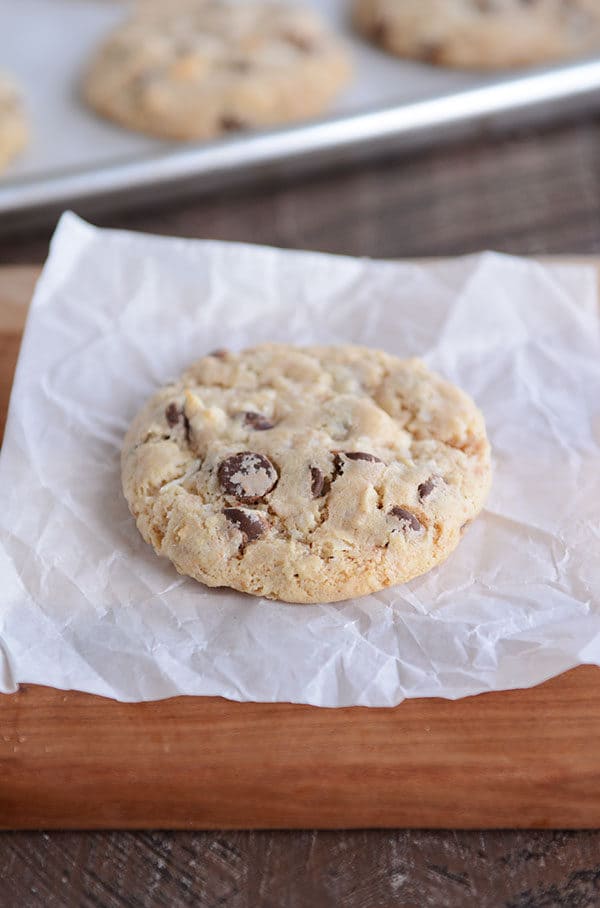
[0,212,599,706]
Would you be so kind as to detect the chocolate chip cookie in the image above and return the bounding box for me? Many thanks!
[354,0,600,69]
[0,72,27,173]
[83,0,351,140]
[122,344,491,603]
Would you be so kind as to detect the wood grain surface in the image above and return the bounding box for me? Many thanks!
[2,115,600,904]
[2,668,600,831]
[1,827,600,908]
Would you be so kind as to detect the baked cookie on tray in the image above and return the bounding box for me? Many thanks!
[83,0,351,140]
[353,0,600,69]
[0,72,27,173]
[122,344,491,604]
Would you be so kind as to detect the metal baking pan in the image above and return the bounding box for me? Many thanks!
[3,0,600,229]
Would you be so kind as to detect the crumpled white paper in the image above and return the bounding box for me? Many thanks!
[1,212,599,706]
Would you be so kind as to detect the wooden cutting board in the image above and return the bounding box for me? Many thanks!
[1,264,599,830]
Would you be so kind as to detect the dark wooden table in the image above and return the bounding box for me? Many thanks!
[2,116,600,907]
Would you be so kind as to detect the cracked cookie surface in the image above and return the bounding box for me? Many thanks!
[83,0,351,140]
[354,0,600,69]
[122,343,492,603]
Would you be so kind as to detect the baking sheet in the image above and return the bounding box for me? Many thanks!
[3,0,600,220]
[1,0,482,179]
[0,213,599,706]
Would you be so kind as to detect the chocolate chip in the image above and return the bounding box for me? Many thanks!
[310,466,331,498]
[165,402,190,442]
[209,348,228,358]
[418,478,435,500]
[243,411,274,431]
[332,453,344,476]
[372,19,388,43]
[283,31,315,52]
[220,115,247,132]
[389,506,421,532]
[345,452,383,463]
[419,41,445,64]
[223,507,267,543]
[332,451,383,478]
[165,403,180,427]
[229,59,251,72]
[218,452,278,502]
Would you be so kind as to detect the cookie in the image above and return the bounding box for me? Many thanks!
[83,0,351,140]
[0,72,27,173]
[353,0,600,69]
[122,344,491,604]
